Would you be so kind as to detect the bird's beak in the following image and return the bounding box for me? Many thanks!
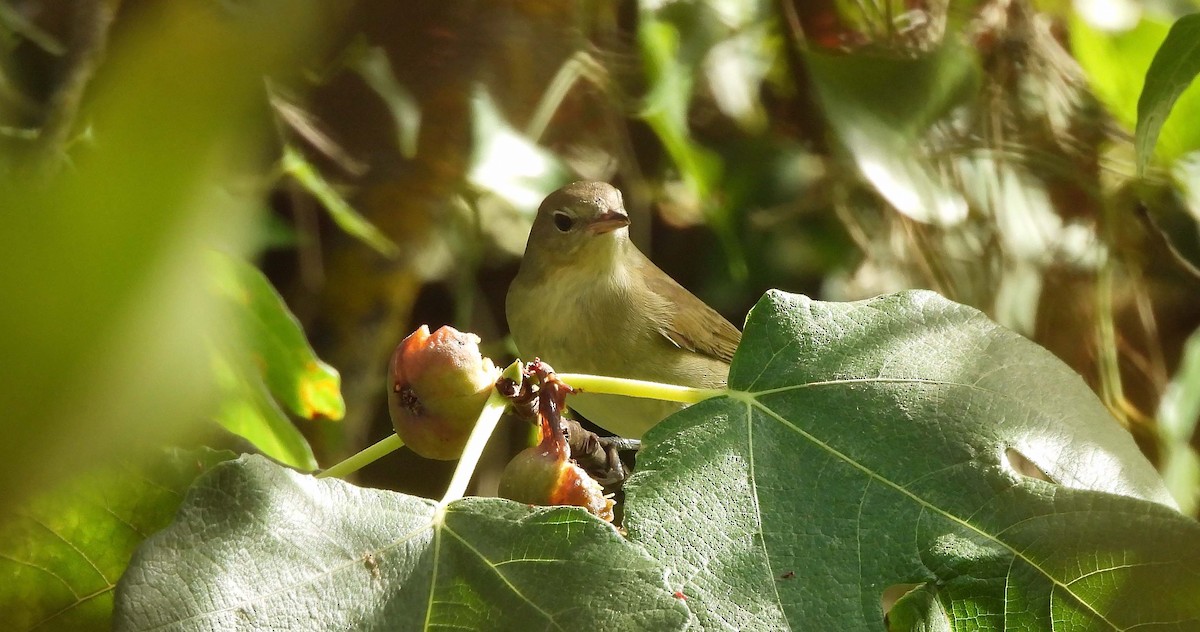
[587,210,630,235]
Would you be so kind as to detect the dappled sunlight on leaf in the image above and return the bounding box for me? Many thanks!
[206,252,347,471]
[208,252,346,424]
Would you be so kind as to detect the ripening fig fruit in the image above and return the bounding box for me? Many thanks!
[498,371,614,522]
[498,444,615,523]
[388,325,500,460]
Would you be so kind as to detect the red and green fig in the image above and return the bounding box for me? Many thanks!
[498,372,614,522]
[387,325,500,460]
[499,445,615,522]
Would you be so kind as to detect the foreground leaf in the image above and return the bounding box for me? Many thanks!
[625,290,1197,630]
[0,1,328,514]
[0,449,233,632]
[114,456,689,631]
[210,351,318,471]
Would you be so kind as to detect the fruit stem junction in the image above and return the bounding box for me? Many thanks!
[438,360,524,507]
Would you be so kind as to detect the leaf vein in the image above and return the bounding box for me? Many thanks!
[747,398,1125,631]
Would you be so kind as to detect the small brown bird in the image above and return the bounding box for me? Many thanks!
[506,181,742,438]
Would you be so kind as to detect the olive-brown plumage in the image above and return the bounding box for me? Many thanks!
[506,181,741,438]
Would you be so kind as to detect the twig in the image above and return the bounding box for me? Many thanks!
[34,0,122,168]
[1136,204,1200,282]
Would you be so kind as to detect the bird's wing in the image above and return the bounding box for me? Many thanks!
[642,262,742,364]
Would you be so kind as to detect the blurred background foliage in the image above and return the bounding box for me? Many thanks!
[2,0,1200,626]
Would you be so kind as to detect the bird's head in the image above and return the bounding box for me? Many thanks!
[524,181,631,273]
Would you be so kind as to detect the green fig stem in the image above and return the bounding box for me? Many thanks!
[316,433,405,480]
[438,361,523,508]
[553,373,725,404]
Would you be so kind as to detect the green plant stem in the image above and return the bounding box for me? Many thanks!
[1095,261,1125,412]
[554,373,724,404]
[438,361,523,508]
[316,433,405,480]
[281,144,400,258]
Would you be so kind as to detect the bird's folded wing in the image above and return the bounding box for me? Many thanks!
[645,272,742,364]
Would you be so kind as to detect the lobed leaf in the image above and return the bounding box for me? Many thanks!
[114,456,690,631]
[115,291,1200,631]
[625,290,1197,630]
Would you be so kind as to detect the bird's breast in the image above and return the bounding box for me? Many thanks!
[509,265,633,371]
[509,264,726,385]
[508,260,731,437]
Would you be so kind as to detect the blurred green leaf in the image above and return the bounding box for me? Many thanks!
[208,252,344,422]
[638,9,749,278]
[206,252,343,471]
[1136,13,1200,173]
[638,15,722,199]
[281,145,400,258]
[0,2,328,512]
[346,42,422,160]
[211,351,318,472]
[1072,13,1200,168]
[806,45,979,225]
[639,0,777,133]
[0,448,233,632]
[1070,13,1167,128]
[115,456,691,631]
[700,0,777,132]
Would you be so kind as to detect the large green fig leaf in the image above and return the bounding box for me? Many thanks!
[624,290,1198,631]
[114,456,689,631]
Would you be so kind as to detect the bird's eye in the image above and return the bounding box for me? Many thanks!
[552,211,574,232]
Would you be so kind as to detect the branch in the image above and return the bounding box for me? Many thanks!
[34,0,122,169]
